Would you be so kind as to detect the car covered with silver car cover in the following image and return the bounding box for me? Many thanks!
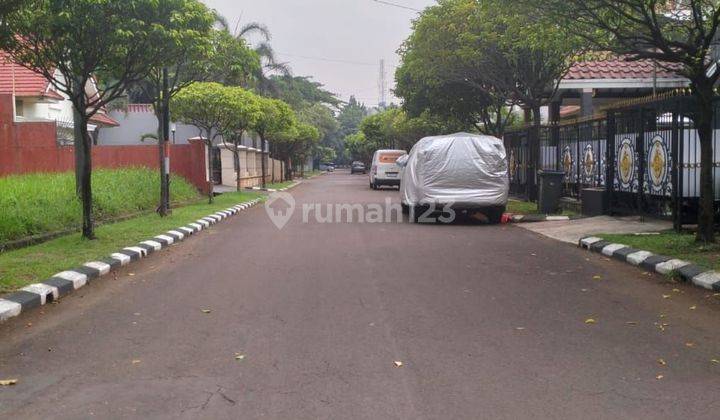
[398,133,509,223]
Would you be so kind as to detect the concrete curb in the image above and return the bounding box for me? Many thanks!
[0,198,263,322]
[247,181,301,193]
[510,214,572,223]
[578,236,720,291]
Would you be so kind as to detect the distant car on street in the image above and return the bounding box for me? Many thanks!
[350,161,367,174]
[398,133,509,223]
[370,149,407,189]
[320,163,335,172]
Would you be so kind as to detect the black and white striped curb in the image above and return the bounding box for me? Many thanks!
[579,236,720,291]
[510,214,571,223]
[248,181,301,193]
[0,198,262,322]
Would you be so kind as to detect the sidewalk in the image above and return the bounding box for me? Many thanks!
[517,215,672,244]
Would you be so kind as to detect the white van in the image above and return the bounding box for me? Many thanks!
[370,149,407,189]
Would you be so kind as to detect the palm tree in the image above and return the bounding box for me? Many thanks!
[215,14,291,95]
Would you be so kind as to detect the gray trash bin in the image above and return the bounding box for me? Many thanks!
[537,170,565,214]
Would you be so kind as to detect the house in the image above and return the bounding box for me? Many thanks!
[0,53,119,141]
[552,56,689,120]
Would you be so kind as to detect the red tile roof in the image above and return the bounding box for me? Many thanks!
[89,112,119,127]
[565,57,684,80]
[0,53,63,100]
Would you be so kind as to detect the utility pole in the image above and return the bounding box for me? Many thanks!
[378,59,387,110]
[158,67,171,216]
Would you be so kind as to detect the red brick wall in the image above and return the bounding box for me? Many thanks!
[0,94,209,193]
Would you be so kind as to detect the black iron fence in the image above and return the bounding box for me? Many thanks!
[504,94,720,227]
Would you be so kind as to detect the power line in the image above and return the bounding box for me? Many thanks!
[370,0,422,12]
[275,52,377,66]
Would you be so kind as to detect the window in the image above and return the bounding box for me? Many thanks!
[14,99,24,117]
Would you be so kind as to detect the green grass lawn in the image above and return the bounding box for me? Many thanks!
[266,181,294,190]
[599,231,720,271]
[302,170,323,179]
[506,199,577,217]
[0,191,262,293]
[0,168,199,244]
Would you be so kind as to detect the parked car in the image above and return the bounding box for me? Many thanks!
[320,163,335,172]
[350,161,367,174]
[370,149,407,189]
[397,133,509,223]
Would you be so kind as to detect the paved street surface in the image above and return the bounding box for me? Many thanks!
[2,171,720,419]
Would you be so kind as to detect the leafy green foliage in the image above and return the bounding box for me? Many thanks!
[268,75,341,110]
[253,97,296,141]
[395,0,583,134]
[346,108,464,163]
[0,168,198,244]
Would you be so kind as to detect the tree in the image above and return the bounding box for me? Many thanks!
[268,75,341,110]
[334,96,368,164]
[3,0,176,239]
[221,86,262,192]
[395,0,516,136]
[530,0,720,242]
[297,102,340,168]
[252,97,295,188]
[396,0,582,199]
[293,123,321,177]
[133,0,215,216]
[346,108,464,162]
[215,16,291,95]
[171,82,246,203]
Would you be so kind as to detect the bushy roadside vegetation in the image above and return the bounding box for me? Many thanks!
[0,168,199,243]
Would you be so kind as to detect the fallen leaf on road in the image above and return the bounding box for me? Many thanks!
[515,327,525,331]
[128,273,135,277]
[235,353,245,361]
[657,358,667,366]
[585,318,596,324]
[685,342,695,348]
[690,305,697,310]
[201,309,212,314]
[394,361,403,368]
[132,359,141,364]
[711,359,720,364]
[530,253,536,256]
[626,321,638,326]
[581,289,589,292]
[659,314,667,318]
[662,295,671,299]
[656,374,664,380]
[672,288,680,293]
[592,275,602,280]
[0,379,17,386]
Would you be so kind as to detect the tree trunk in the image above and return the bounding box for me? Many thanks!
[529,105,542,202]
[260,135,267,189]
[693,86,715,243]
[206,140,214,204]
[234,140,241,192]
[72,95,95,240]
[285,157,292,181]
[271,144,276,183]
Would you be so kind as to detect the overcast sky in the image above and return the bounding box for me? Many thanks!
[202,0,437,107]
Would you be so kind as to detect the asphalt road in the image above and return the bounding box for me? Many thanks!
[2,171,720,419]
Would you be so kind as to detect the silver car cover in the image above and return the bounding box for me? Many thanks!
[399,133,509,207]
